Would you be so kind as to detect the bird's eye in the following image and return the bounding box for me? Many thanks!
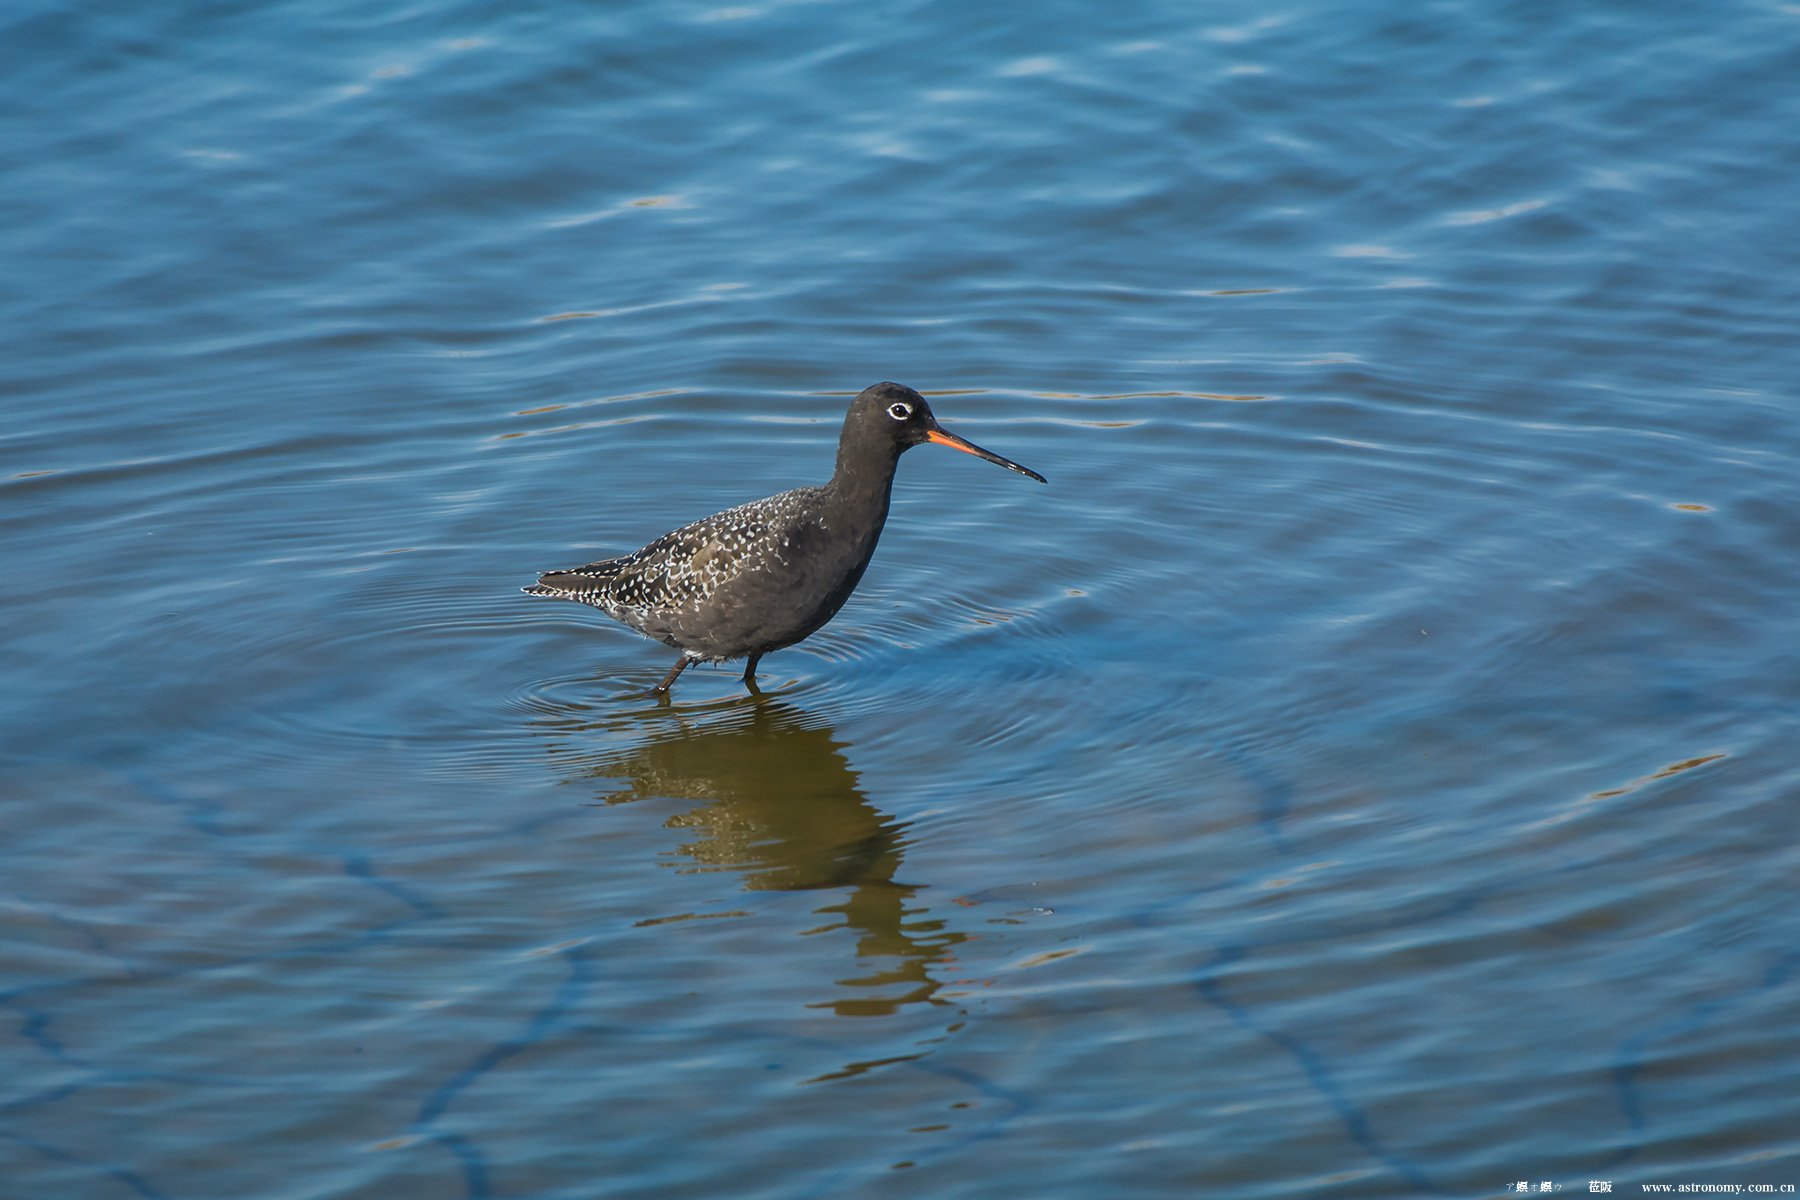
[888,402,913,420]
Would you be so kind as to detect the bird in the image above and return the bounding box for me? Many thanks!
[523,382,1046,693]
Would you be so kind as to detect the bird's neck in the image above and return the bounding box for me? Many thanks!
[826,440,901,530]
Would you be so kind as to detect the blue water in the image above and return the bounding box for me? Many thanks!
[5,1,1799,1196]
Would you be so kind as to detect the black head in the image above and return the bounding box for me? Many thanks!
[841,382,1046,483]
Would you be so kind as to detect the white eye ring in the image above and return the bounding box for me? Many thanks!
[887,402,913,420]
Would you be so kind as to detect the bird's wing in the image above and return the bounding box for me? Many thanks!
[525,487,823,606]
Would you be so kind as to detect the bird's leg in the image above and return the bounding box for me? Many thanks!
[654,656,692,694]
[741,653,763,688]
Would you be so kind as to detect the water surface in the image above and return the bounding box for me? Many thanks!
[5,1,1799,1196]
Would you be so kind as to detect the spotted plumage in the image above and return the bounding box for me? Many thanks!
[523,382,1045,693]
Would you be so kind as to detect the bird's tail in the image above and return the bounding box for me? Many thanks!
[521,557,626,597]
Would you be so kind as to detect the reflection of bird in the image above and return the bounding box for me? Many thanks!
[523,382,1044,692]
[548,695,963,1016]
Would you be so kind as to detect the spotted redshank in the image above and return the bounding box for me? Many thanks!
[522,382,1045,692]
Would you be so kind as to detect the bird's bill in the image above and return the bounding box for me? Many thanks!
[925,427,1047,483]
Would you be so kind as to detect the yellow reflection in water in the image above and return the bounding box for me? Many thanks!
[538,694,964,1018]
